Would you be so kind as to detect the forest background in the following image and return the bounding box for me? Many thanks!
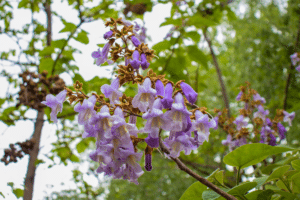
[0,0,300,199]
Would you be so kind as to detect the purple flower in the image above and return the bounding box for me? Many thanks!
[192,110,216,143]
[145,135,159,148]
[161,82,174,109]
[137,27,147,43]
[253,93,266,104]
[164,131,197,158]
[90,105,113,139]
[131,36,141,47]
[180,82,198,104]
[277,122,286,140]
[121,19,132,27]
[296,65,300,72]
[42,90,67,123]
[222,134,232,146]
[142,98,169,138]
[125,56,132,66]
[236,91,243,101]
[132,78,156,112]
[130,50,141,69]
[145,154,152,171]
[260,125,275,145]
[74,95,97,125]
[104,30,113,39]
[101,78,123,106]
[283,111,295,126]
[253,105,269,121]
[290,53,300,66]
[155,79,164,97]
[269,134,277,146]
[111,107,138,138]
[163,93,192,132]
[92,42,113,66]
[140,53,150,70]
[233,115,248,131]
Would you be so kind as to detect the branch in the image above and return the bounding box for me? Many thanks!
[283,16,300,110]
[159,134,237,200]
[203,30,231,117]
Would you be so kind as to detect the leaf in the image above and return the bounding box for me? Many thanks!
[76,139,89,153]
[207,169,224,186]
[202,187,229,200]
[266,165,290,182]
[39,57,54,74]
[223,144,294,169]
[12,188,23,199]
[186,45,208,69]
[69,154,80,162]
[0,192,5,198]
[7,182,14,188]
[185,31,201,43]
[291,159,300,171]
[59,20,77,33]
[75,30,89,44]
[245,190,263,200]
[34,159,45,166]
[179,182,207,200]
[18,0,30,8]
[160,17,182,27]
[152,40,172,52]
[39,46,55,57]
[256,189,274,200]
[52,39,67,49]
[273,190,298,199]
[227,182,257,197]
[291,172,300,193]
[253,176,268,188]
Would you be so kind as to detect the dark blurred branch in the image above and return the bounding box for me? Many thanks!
[203,30,231,117]
[159,132,237,200]
[283,16,300,110]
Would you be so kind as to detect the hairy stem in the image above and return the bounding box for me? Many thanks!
[159,135,237,200]
[203,30,231,117]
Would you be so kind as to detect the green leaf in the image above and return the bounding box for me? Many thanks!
[0,191,5,198]
[227,182,257,197]
[245,190,263,200]
[185,31,201,43]
[160,17,182,27]
[256,189,274,200]
[202,187,229,200]
[223,144,294,169]
[39,57,54,74]
[266,165,290,182]
[75,30,89,44]
[253,176,268,188]
[273,190,298,199]
[7,182,14,188]
[59,20,77,33]
[276,179,289,192]
[12,188,23,199]
[76,139,89,153]
[291,159,300,171]
[69,154,80,162]
[207,169,224,186]
[39,46,55,57]
[179,182,207,200]
[34,159,45,166]
[291,172,300,193]
[52,39,67,49]
[18,0,30,8]
[152,40,172,52]
[187,45,208,69]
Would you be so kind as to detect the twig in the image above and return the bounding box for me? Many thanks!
[159,133,237,200]
[203,30,231,117]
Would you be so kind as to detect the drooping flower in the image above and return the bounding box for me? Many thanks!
[296,65,300,72]
[132,78,156,112]
[277,122,286,140]
[253,93,266,104]
[41,89,67,123]
[104,30,113,39]
[155,79,164,97]
[253,105,269,121]
[140,53,149,70]
[290,53,300,66]
[90,105,113,139]
[180,82,198,104]
[236,91,243,101]
[130,50,141,69]
[74,95,97,125]
[163,92,192,132]
[144,154,152,171]
[92,42,113,66]
[101,78,123,106]
[131,36,141,47]
[145,135,159,148]
[233,115,248,131]
[161,82,174,109]
[192,110,216,143]
[283,111,295,126]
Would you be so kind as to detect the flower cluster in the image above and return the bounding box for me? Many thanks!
[42,18,216,184]
[290,52,300,72]
[216,82,295,151]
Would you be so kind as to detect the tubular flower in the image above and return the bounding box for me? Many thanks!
[41,89,67,123]
[104,30,113,39]
[277,122,287,140]
[180,82,198,104]
[283,111,295,126]
[163,92,192,132]
[101,78,123,106]
[131,36,141,47]
[161,82,174,109]
[140,53,150,70]
[74,95,97,125]
[253,105,269,121]
[192,110,216,143]
[233,115,248,131]
[92,42,113,66]
[132,78,156,112]
[90,105,113,139]
[155,79,164,97]
[130,50,141,69]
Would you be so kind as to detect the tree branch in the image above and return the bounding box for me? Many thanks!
[283,16,300,110]
[203,30,231,117]
[159,134,237,200]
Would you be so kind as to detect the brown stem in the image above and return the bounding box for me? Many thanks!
[23,110,44,200]
[159,135,237,200]
[283,16,300,110]
[203,30,231,117]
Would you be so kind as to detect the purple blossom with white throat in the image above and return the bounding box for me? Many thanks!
[132,78,156,112]
[101,78,123,106]
[253,93,266,104]
[90,105,113,139]
[74,95,97,125]
[283,111,295,126]
[41,89,67,123]
[253,105,269,121]
[192,110,216,143]
[180,82,198,104]
[290,53,300,66]
[233,115,248,131]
